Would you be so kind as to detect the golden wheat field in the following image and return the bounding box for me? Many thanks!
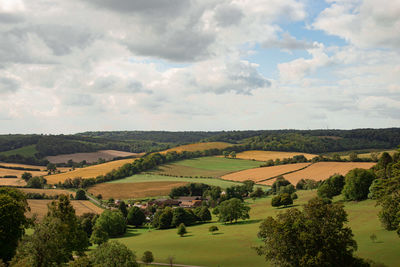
[88,181,188,199]
[0,168,48,178]
[26,199,104,219]
[0,162,46,170]
[47,150,143,164]
[161,142,233,153]
[221,163,311,182]
[235,150,318,161]
[259,162,376,186]
[341,150,398,160]
[45,158,138,184]
[0,178,26,186]
[19,188,75,197]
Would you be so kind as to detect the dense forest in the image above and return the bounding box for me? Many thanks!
[0,128,399,165]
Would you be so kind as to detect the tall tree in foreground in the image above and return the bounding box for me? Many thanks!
[0,188,30,263]
[256,197,368,266]
[11,195,89,266]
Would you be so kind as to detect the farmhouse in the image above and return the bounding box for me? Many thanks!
[148,196,207,208]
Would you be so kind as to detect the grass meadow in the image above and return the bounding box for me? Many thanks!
[0,144,38,157]
[107,173,247,189]
[112,190,400,267]
[153,156,263,178]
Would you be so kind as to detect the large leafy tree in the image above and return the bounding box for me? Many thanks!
[127,206,146,227]
[342,168,376,201]
[92,210,126,237]
[89,241,139,267]
[0,188,30,262]
[256,197,366,267]
[213,198,250,223]
[317,174,345,199]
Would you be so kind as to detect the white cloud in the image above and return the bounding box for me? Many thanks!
[313,0,400,49]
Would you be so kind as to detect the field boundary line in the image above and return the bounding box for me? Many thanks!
[256,163,314,183]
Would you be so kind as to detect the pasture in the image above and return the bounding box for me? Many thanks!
[113,190,400,267]
[259,162,376,186]
[0,144,38,157]
[234,150,317,161]
[26,199,104,219]
[161,142,233,153]
[221,163,311,182]
[153,156,263,178]
[45,158,138,184]
[108,174,246,189]
[88,181,189,199]
[46,150,143,164]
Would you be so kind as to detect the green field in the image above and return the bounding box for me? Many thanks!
[0,144,38,157]
[112,190,400,267]
[152,156,263,178]
[107,173,255,189]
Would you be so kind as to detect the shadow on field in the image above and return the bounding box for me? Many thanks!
[182,234,194,238]
[211,232,224,235]
[276,204,300,209]
[224,219,262,226]
[120,226,145,238]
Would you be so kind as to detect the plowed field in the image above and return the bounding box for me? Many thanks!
[47,150,143,163]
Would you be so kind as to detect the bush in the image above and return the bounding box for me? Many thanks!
[141,251,154,265]
[209,226,219,234]
[90,241,139,267]
[75,189,87,200]
[177,223,187,237]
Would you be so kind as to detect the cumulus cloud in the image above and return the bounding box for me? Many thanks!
[278,43,332,82]
[313,0,400,49]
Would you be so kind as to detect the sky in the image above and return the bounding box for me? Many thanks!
[0,0,399,134]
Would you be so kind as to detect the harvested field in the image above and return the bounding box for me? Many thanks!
[259,162,376,186]
[47,150,143,164]
[88,181,188,199]
[0,168,48,178]
[0,178,26,186]
[19,188,75,197]
[221,163,311,182]
[341,150,398,160]
[0,162,46,170]
[45,158,137,184]
[26,199,104,219]
[161,142,232,153]
[235,150,317,161]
